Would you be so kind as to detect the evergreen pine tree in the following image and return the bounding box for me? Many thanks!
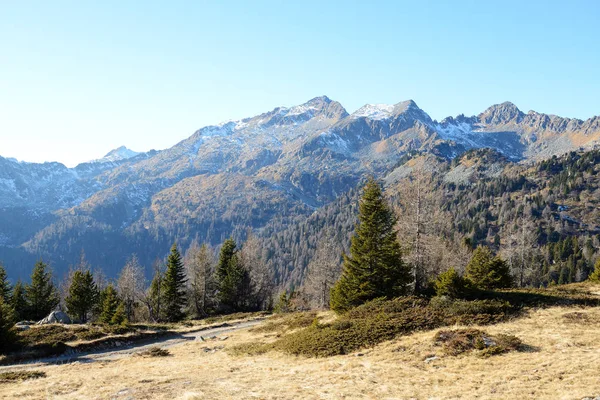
[0,295,17,354]
[330,178,412,313]
[216,238,252,312]
[65,270,99,323]
[99,285,120,324]
[26,261,60,321]
[433,268,467,298]
[588,259,600,282]
[10,281,27,321]
[464,246,513,290]
[0,263,11,302]
[162,244,187,322]
[147,266,164,322]
[110,303,127,325]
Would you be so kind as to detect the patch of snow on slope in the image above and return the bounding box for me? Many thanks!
[285,103,318,117]
[319,131,350,155]
[435,122,480,147]
[351,104,395,120]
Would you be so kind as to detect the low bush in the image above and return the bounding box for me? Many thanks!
[137,346,171,357]
[228,342,273,356]
[251,312,318,334]
[434,328,522,357]
[0,370,46,383]
[429,297,514,325]
[237,296,520,358]
[18,325,78,347]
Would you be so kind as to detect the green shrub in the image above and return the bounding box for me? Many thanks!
[434,328,522,357]
[251,296,518,357]
[588,259,600,282]
[18,325,78,347]
[465,246,513,290]
[429,296,514,325]
[433,268,468,298]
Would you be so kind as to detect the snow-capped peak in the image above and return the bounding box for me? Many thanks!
[351,104,395,120]
[93,146,140,163]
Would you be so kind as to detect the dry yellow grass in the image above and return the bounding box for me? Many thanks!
[2,305,600,399]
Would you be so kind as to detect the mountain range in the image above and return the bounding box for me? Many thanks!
[1,96,599,280]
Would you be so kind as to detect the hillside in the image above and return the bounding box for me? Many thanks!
[2,283,600,399]
[2,96,600,281]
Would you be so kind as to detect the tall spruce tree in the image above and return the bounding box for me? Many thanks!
[162,244,187,322]
[330,178,412,313]
[465,246,513,290]
[0,263,11,302]
[26,261,60,321]
[10,281,27,321]
[216,238,251,312]
[65,269,99,323]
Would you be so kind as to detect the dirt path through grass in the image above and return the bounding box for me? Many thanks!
[0,319,263,371]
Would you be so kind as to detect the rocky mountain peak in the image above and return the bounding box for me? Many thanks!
[96,146,140,163]
[479,101,524,125]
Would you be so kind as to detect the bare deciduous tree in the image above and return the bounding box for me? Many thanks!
[501,214,539,287]
[140,258,164,323]
[304,230,342,309]
[240,233,274,311]
[184,241,215,318]
[395,166,453,291]
[117,254,146,321]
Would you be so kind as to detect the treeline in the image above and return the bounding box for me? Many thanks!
[0,235,275,332]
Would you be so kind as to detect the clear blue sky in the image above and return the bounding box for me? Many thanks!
[1,0,599,166]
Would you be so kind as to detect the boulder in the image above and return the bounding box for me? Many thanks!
[37,311,72,325]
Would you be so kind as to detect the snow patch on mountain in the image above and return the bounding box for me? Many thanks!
[435,122,480,147]
[319,131,351,155]
[351,104,395,120]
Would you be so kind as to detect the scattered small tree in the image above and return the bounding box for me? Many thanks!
[304,232,342,309]
[465,246,513,290]
[99,285,121,324]
[65,269,99,323]
[0,296,17,354]
[433,268,467,298]
[0,263,11,302]
[330,178,412,313]
[117,254,145,322]
[10,281,27,321]
[162,244,187,322]
[588,259,600,282]
[26,261,60,321]
[111,303,127,325]
[240,233,274,311]
[185,242,215,318]
[274,290,293,314]
[143,259,164,322]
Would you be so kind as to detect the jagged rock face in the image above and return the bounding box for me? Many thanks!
[2,96,600,279]
[479,102,525,125]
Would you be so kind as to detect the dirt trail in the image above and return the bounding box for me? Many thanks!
[0,319,263,371]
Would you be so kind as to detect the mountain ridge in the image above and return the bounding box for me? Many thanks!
[1,96,600,280]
